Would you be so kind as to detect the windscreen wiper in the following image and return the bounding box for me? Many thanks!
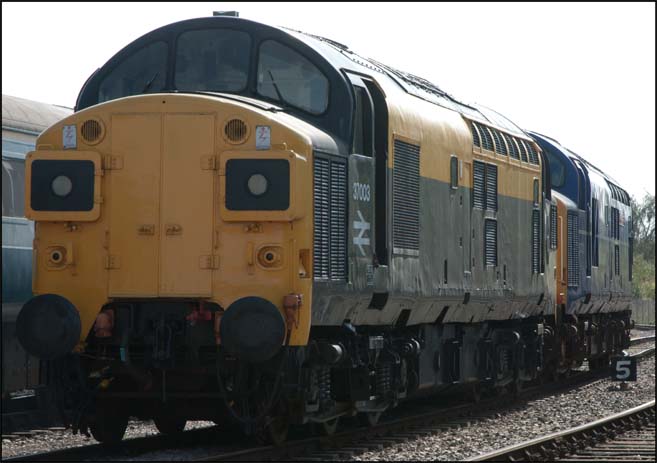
[142,72,159,94]
[267,70,285,102]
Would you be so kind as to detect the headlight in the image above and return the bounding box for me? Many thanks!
[247,173,268,197]
[51,175,73,197]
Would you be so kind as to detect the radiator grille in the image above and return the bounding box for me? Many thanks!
[393,139,420,252]
[330,162,347,280]
[614,244,620,276]
[550,204,558,249]
[313,156,346,281]
[484,219,497,266]
[532,209,540,273]
[567,212,580,287]
[592,198,599,265]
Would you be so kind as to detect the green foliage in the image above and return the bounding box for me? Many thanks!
[632,254,655,299]
[631,193,655,261]
[631,193,655,299]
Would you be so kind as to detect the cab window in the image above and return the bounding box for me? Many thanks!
[175,29,251,92]
[257,40,329,114]
[98,41,168,103]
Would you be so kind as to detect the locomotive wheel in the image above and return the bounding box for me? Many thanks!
[89,408,128,444]
[321,417,340,435]
[153,416,187,435]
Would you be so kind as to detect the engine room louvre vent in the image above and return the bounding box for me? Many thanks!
[503,133,520,160]
[471,123,481,147]
[473,161,485,209]
[393,139,420,252]
[80,119,103,144]
[224,118,248,144]
[479,125,494,152]
[484,219,497,266]
[567,212,580,287]
[491,129,507,156]
[518,139,529,162]
[485,163,498,212]
[313,155,347,281]
[526,141,539,165]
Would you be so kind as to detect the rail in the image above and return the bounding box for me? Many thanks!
[467,400,655,461]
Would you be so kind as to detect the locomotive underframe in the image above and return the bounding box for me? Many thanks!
[47,300,631,440]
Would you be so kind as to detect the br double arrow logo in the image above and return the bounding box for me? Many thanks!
[353,210,371,256]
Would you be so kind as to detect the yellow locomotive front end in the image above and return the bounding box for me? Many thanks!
[17,93,314,439]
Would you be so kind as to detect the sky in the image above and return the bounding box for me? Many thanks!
[3,2,655,199]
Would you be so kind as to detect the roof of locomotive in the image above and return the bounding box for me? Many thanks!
[281,25,528,136]
[530,131,631,206]
[75,16,528,138]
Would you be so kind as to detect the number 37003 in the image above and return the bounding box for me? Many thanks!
[353,182,371,202]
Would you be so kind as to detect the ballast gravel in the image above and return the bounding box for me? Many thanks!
[1,420,215,459]
[2,339,654,460]
[352,357,655,461]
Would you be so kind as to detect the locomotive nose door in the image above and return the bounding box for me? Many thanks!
[108,113,215,297]
[159,114,215,297]
[108,114,162,296]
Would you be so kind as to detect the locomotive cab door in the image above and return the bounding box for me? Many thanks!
[345,73,389,296]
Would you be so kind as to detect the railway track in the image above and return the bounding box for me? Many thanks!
[630,334,656,346]
[193,345,657,462]
[5,346,654,462]
[634,324,656,331]
[468,400,655,461]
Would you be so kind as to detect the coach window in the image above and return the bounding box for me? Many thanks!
[98,41,168,103]
[175,29,251,92]
[2,159,25,217]
[257,40,329,115]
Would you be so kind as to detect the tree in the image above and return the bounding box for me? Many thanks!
[631,193,655,261]
[631,193,655,299]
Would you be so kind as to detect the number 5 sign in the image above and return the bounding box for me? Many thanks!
[611,356,637,381]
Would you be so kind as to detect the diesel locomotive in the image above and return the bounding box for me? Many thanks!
[16,16,633,443]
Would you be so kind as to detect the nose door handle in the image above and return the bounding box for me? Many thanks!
[165,223,183,235]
